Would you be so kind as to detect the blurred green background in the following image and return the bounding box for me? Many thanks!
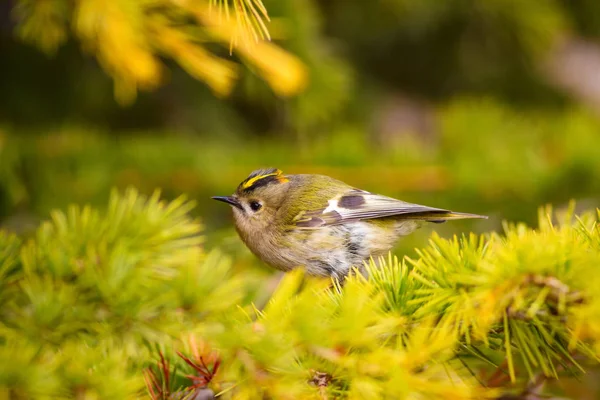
[1,0,600,267]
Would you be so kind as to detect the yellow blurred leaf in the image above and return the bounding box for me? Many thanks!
[238,40,309,97]
[193,6,309,97]
[150,20,238,97]
[73,0,162,104]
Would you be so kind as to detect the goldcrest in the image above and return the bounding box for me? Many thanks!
[213,168,486,279]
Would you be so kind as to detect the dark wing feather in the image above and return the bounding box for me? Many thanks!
[293,190,485,229]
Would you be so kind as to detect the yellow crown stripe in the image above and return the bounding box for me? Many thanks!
[242,169,283,189]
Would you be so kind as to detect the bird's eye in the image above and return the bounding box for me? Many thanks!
[249,201,262,212]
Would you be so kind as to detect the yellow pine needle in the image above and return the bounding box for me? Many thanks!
[503,312,516,383]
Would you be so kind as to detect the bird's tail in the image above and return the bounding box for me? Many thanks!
[403,210,488,223]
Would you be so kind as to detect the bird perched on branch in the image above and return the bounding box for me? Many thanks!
[213,168,486,280]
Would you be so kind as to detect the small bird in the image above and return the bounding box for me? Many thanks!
[213,168,486,280]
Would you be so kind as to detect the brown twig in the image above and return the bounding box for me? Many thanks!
[310,370,332,400]
[177,351,221,390]
[145,352,173,400]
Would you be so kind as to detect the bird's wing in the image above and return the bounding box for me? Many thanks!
[292,189,485,229]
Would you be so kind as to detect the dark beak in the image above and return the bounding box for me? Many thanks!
[212,196,243,210]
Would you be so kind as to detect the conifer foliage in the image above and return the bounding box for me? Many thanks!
[0,189,599,399]
[12,0,307,104]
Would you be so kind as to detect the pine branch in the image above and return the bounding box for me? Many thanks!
[10,0,308,104]
[1,192,599,398]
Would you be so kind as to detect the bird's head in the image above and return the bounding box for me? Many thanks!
[212,168,291,234]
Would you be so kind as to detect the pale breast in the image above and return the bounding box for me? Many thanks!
[277,219,420,278]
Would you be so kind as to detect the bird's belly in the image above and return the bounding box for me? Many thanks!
[278,220,419,278]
